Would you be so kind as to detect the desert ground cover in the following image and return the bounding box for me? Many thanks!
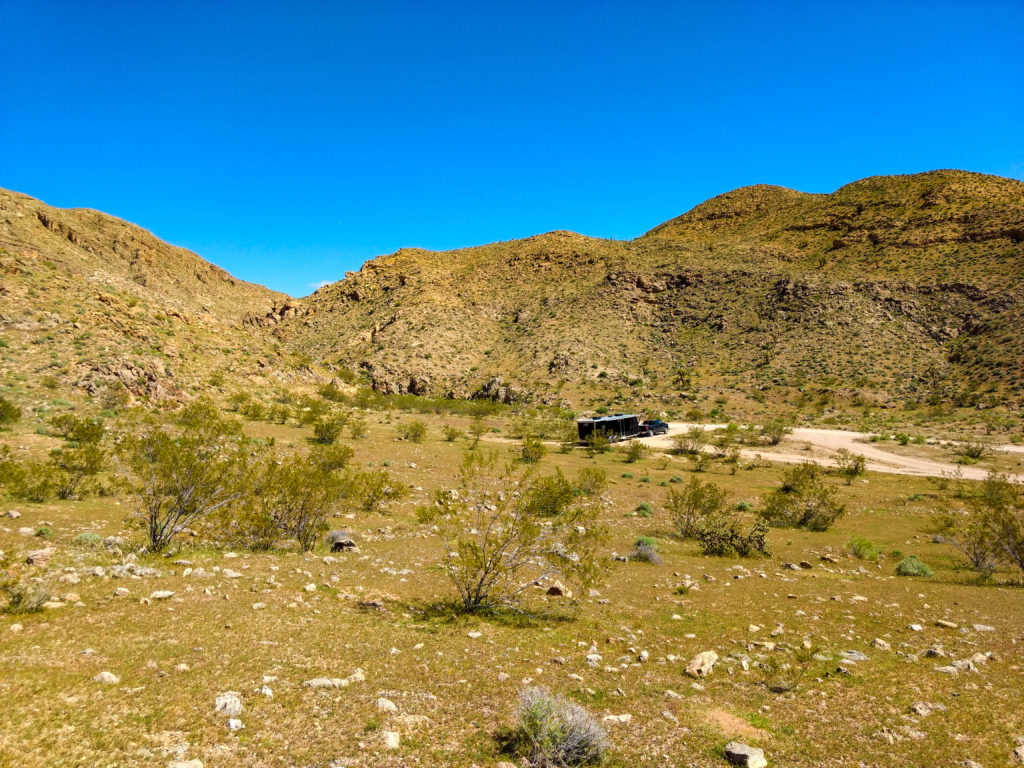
[2,402,1023,768]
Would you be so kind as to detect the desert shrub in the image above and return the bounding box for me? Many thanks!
[966,473,1024,578]
[353,468,408,513]
[49,442,107,499]
[398,420,427,443]
[434,452,606,612]
[759,463,845,531]
[251,455,347,551]
[520,435,546,464]
[895,555,933,577]
[582,430,611,457]
[0,397,21,427]
[443,425,464,442]
[669,426,706,456]
[313,414,348,445]
[696,516,770,557]
[759,416,793,446]
[514,686,608,768]
[35,526,53,539]
[574,467,607,498]
[267,404,291,424]
[956,440,989,461]
[310,442,355,471]
[227,392,251,412]
[621,439,649,463]
[3,581,51,614]
[666,476,727,539]
[931,505,1002,577]
[73,532,103,548]
[348,416,368,439]
[318,381,348,403]
[48,413,104,444]
[522,469,576,518]
[117,405,256,551]
[630,536,661,564]
[833,448,866,484]
[847,535,879,561]
[634,501,653,517]
[759,643,819,693]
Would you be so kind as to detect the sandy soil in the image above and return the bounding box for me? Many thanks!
[646,423,1024,483]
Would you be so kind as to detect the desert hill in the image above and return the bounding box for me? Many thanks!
[0,187,287,401]
[2,171,1022,416]
[266,170,1024,412]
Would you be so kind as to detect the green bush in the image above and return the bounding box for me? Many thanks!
[35,526,53,539]
[574,467,607,498]
[3,581,51,614]
[895,555,933,577]
[520,435,546,464]
[443,425,464,442]
[398,420,427,443]
[634,501,653,518]
[0,397,22,427]
[847,535,880,561]
[73,532,103,548]
[313,415,348,444]
[666,476,728,539]
[621,439,650,463]
[759,463,845,531]
[696,516,770,558]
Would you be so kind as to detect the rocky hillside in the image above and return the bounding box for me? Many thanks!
[0,187,289,402]
[265,170,1024,411]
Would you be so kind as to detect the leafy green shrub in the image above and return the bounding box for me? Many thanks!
[621,439,650,463]
[833,448,866,484]
[443,425,464,442]
[574,467,607,498]
[634,501,653,518]
[310,442,355,471]
[759,463,845,531]
[669,475,683,483]
[35,526,53,539]
[666,476,727,539]
[522,470,576,518]
[353,468,408,513]
[514,686,607,767]
[520,435,546,464]
[696,516,770,558]
[669,426,706,456]
[895,556,933,577]
[398,420,427,443]
[847,535,879,561]
[313,415,348,445]
[621,472,633,479]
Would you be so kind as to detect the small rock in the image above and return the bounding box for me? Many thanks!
[377,697,398,713]
[150,590,175,601]
[602,713,632,724]
[214,691,244,717]
[467,631,482,639]
[93,671,120,684]
[168,760,204,768]
[685,650,718,678]
[382,730,401,750]
[871,638,891,651]
[226,718,244,732]
[936,619,958,629]
[908,624,924,632]
[26,548,55,567]
[4,510,21,519]
[973,624,995,632]
[723,740,768,768]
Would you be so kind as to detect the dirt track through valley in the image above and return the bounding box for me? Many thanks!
[646,423,1023,483]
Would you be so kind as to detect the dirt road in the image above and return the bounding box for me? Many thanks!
[646,423,1023,483]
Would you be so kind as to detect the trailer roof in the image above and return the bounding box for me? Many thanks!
[576,413,640,424]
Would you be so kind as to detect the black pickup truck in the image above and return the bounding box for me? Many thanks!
[636,419,669,437]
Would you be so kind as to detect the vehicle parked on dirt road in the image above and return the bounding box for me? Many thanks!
[642,419,669,435]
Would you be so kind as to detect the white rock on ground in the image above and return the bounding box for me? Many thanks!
[150,590,175,600]
[685,650,718,678]
[168,760,204,768]
[723,741,768,768]
[382,730,400,750]
[377,697,398,713]
[93,671,120,685]
[214,691,244,717]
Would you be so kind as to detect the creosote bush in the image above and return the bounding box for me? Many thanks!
[666,476,727,539]
[398,420,427,443]
[0,396,21,427]
[431,451,606,613]
[759,462,845,531]
[847,535,880,562]
[520,435,547,464]
[514,686,608,767]
[621,439,649,463]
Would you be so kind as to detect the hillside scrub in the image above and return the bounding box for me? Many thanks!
[429,451,606,613]
[512,686,608,767]
[0,397,20,427]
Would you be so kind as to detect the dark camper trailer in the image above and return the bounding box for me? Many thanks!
[576,414,641,443]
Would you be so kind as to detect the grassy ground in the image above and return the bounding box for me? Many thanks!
[1,411,1023,768]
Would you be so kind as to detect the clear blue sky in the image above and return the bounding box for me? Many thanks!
[2,1,1022,297]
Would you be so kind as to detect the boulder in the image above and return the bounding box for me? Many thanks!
[724,741,767,768]
[214,691,244,717]
[685,650,718,678]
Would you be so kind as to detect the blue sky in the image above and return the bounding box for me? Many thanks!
[2,1,1022,297]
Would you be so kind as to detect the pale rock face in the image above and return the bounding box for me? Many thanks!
[382,730,401,750]
[376,697,398,713]
[93,671,120,684]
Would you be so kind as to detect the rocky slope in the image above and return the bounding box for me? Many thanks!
[0,187,288,402]
[266,170,1024,410]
